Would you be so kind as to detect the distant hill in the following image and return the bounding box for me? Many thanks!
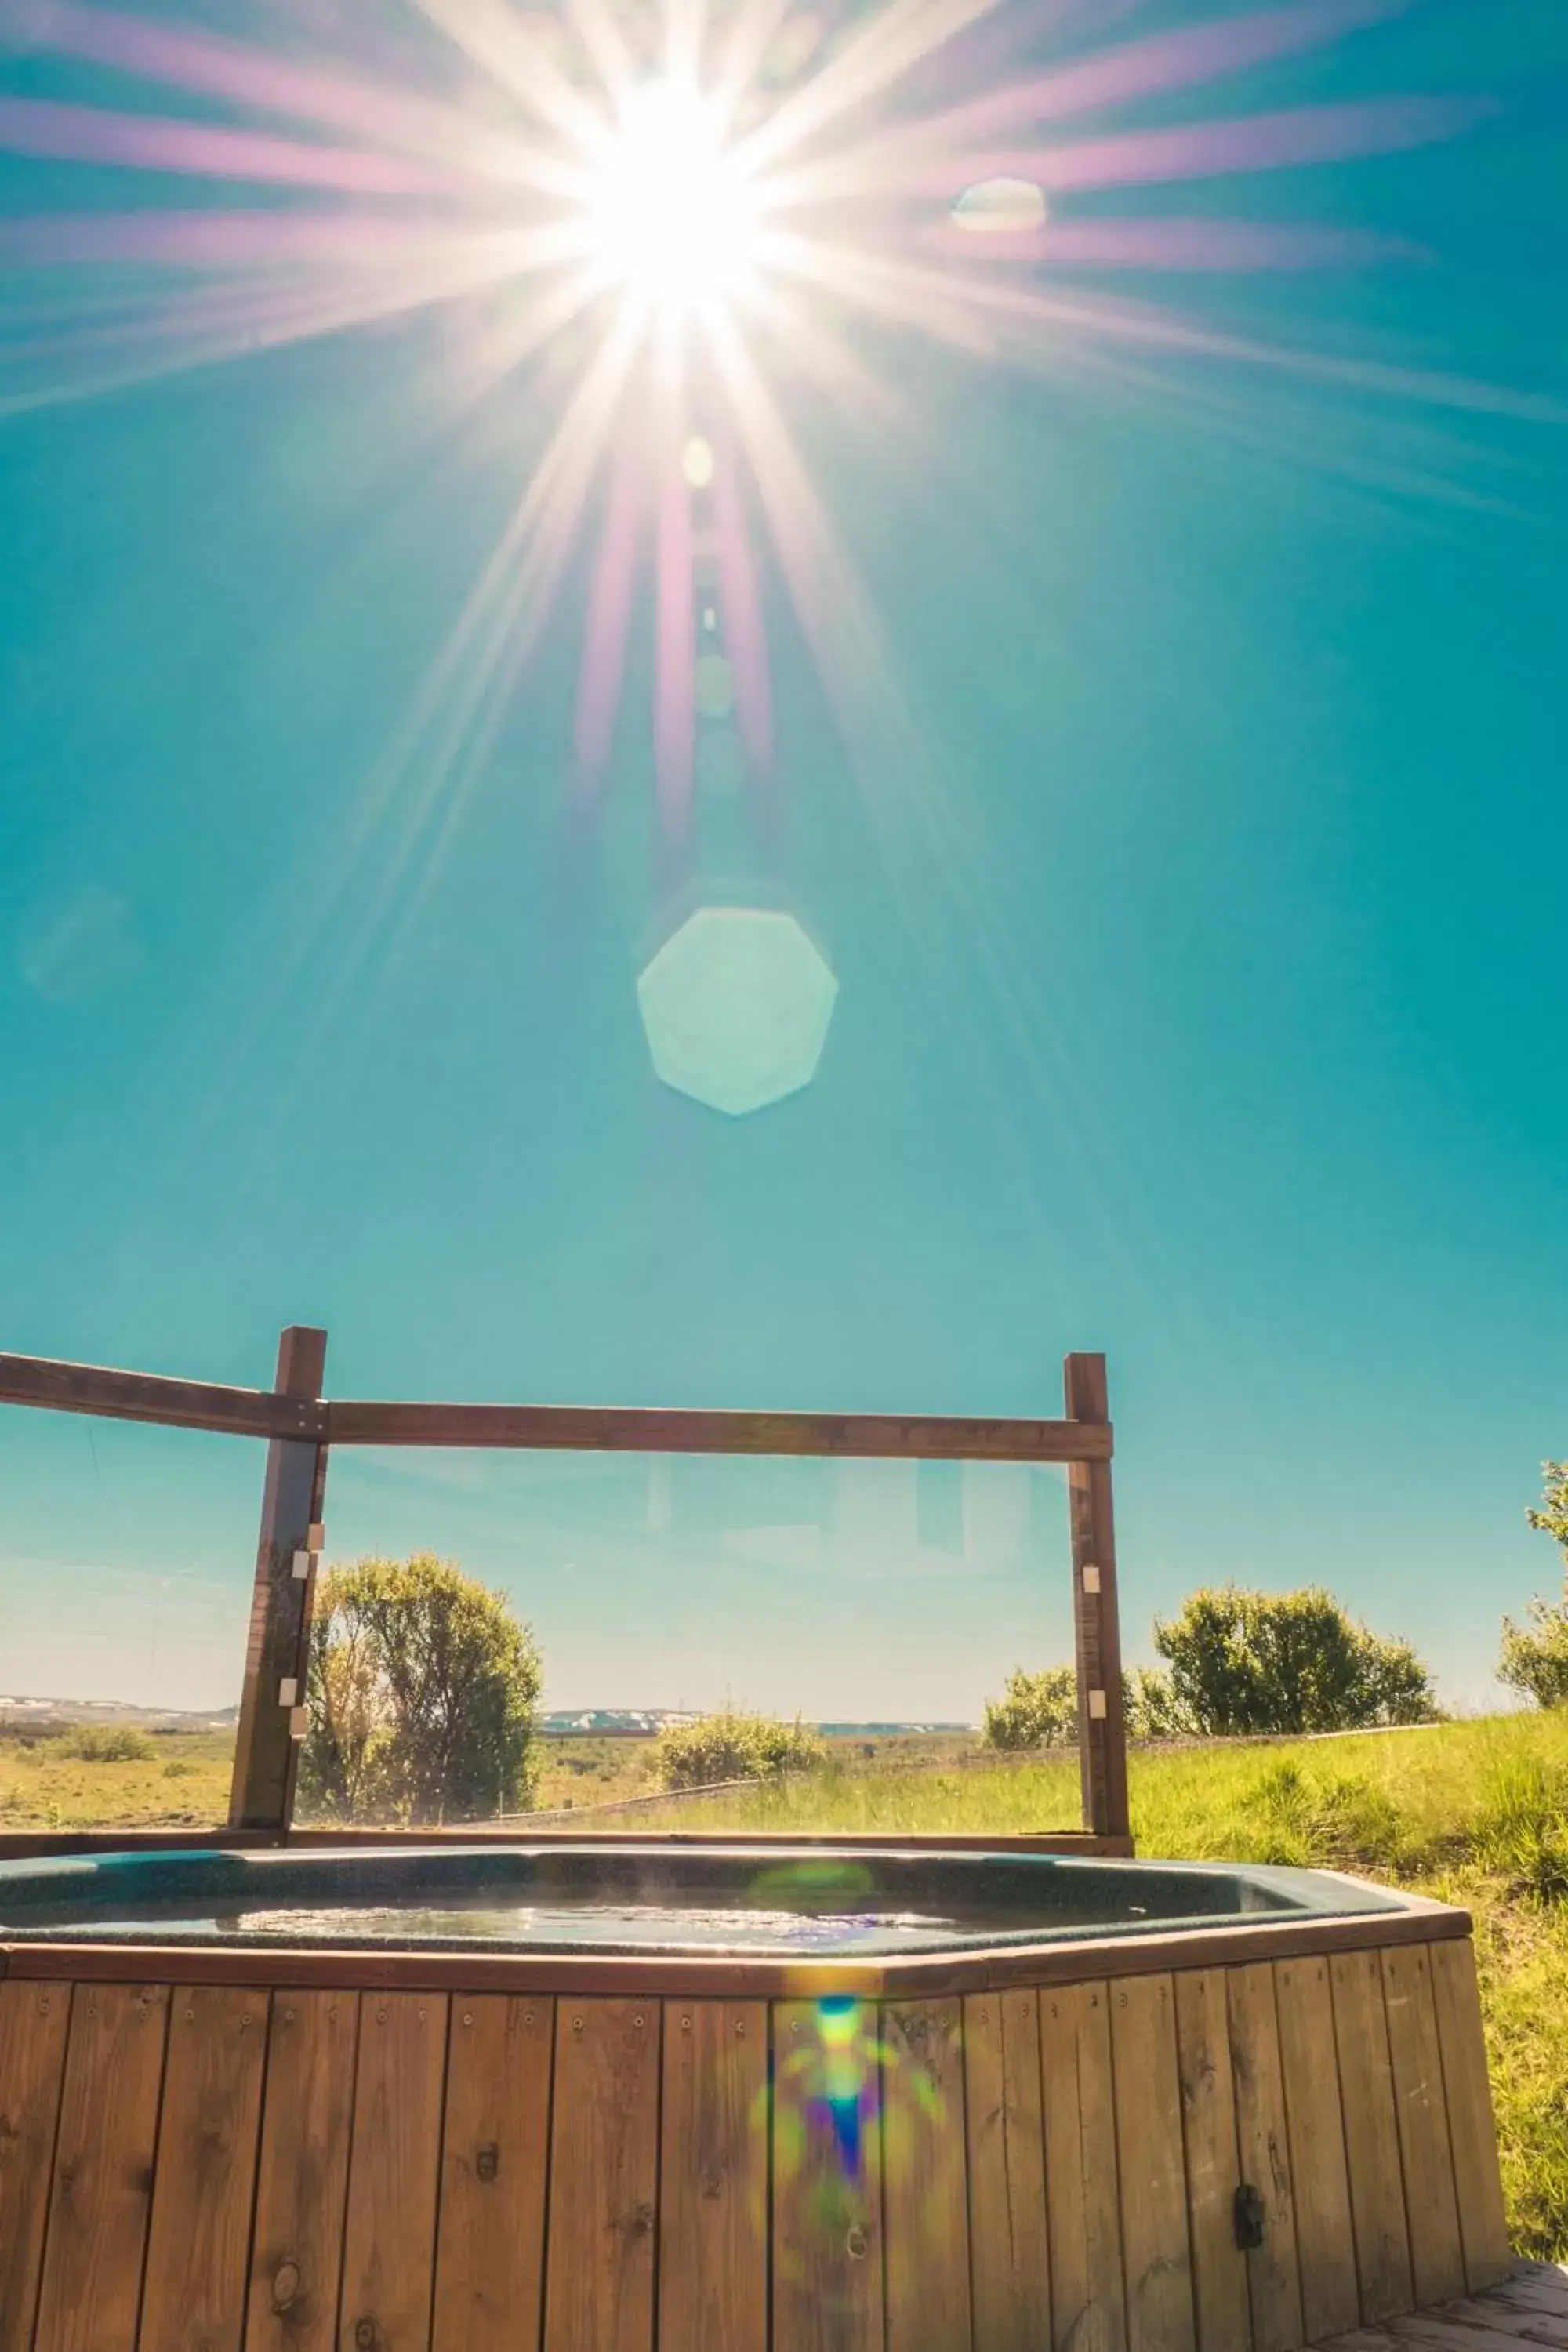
[539,1710,973,1738]
[0,1695,239,1732]
[1,1696,973,1740]
[539,1709,702,1737]
[814,1723,972,1738]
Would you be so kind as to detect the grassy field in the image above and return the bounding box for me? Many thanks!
[3,1711,1566,2256]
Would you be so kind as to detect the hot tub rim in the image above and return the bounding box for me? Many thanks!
[0,1875,1470,1998]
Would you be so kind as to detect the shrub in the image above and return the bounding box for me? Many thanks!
[1500,1600,1568,1711]
[64,1726,155,1763]
[1123,1664,1193,1739]
[1503,1464,1568,1708]
[983,1664,1193,1748]
[655,1708,826,1791]
[1152,1584,1438,1737]
[299,1554,543,1824]
[983,1666,1078,1749]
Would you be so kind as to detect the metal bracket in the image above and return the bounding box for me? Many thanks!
[278,1676,299,1708]
[290,1549,316,1581]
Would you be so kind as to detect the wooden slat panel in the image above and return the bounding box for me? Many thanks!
[0,1981,70,2352]
[339,1994,448,2352]
[1274,1956,1359,2342]
[1112,1975,1194,2352]
[248,1992,359,2352]
[1331,1949,1415,2322]
[1225,1965,1303,2348]
[140,1987,270,2352]
[1428,1940,1510,2294]
[773,1998,884,2352]
[1040,1981,1125,2352]
[1174,1970,1250,2352]
[33,1983,170,2352]
[884,2002,972,2352]
[1228,1962,1304,2352]
[963,1990,1051,2352]
[433,1997,553,2352]
[543,1998,660,2352]
[658,2002,768,2352]
[1381,1947,1465,2308]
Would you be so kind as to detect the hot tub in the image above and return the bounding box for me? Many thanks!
[0,1841,1510,2352]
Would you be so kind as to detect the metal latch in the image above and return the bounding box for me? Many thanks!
[1234,2184,1265,2249]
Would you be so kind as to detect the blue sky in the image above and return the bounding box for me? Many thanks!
[2,0,1566,1720]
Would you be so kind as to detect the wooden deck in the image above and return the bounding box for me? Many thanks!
[1324,2263,1568,2352]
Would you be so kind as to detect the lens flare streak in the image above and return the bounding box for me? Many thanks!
[0,0,1529,908]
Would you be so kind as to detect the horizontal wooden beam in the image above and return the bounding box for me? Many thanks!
[323,1401,1111,1461]
[0,1352,1112,1461]
[0,1351,325,1441]
[0,1827,1123,1861]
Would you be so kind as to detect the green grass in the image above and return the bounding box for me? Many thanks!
[3,1710,1566,2254]
[0,1726,234,1829]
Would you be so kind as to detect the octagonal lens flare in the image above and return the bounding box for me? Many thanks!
[637,907,838,1116]
[590,82,757,317]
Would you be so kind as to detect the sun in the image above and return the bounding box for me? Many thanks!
[586,80,760,325]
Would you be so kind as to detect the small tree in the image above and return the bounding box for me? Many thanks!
[1152,1586,1437,1736]
[655,1708,826,1791]
[1501,1462,1568,1708]
[299,1555,543,1824]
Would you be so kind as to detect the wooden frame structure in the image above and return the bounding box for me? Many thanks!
[0,1333,1131,1851]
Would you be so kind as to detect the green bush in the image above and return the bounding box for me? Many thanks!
[1504,1464,1568,1708]
[1123,1665,1192,1739]
[299,1554,543,1824]
[984,1664,1192,1748]
[63,1726,156,1764]
[1152,1584,1438,1736]
[1500,1599,1568,1710]
[655,1708,826,1791]
[982,1666,1078,1748]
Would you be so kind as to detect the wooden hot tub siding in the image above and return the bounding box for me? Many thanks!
[0,1933,1507,2352]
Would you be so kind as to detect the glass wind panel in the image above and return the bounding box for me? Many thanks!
[295,1444,1080,1836]
[0,1404,259,1832]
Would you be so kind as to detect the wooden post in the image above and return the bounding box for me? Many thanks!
[1064,1352,1131,1847]
[228,1327,329,1835]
